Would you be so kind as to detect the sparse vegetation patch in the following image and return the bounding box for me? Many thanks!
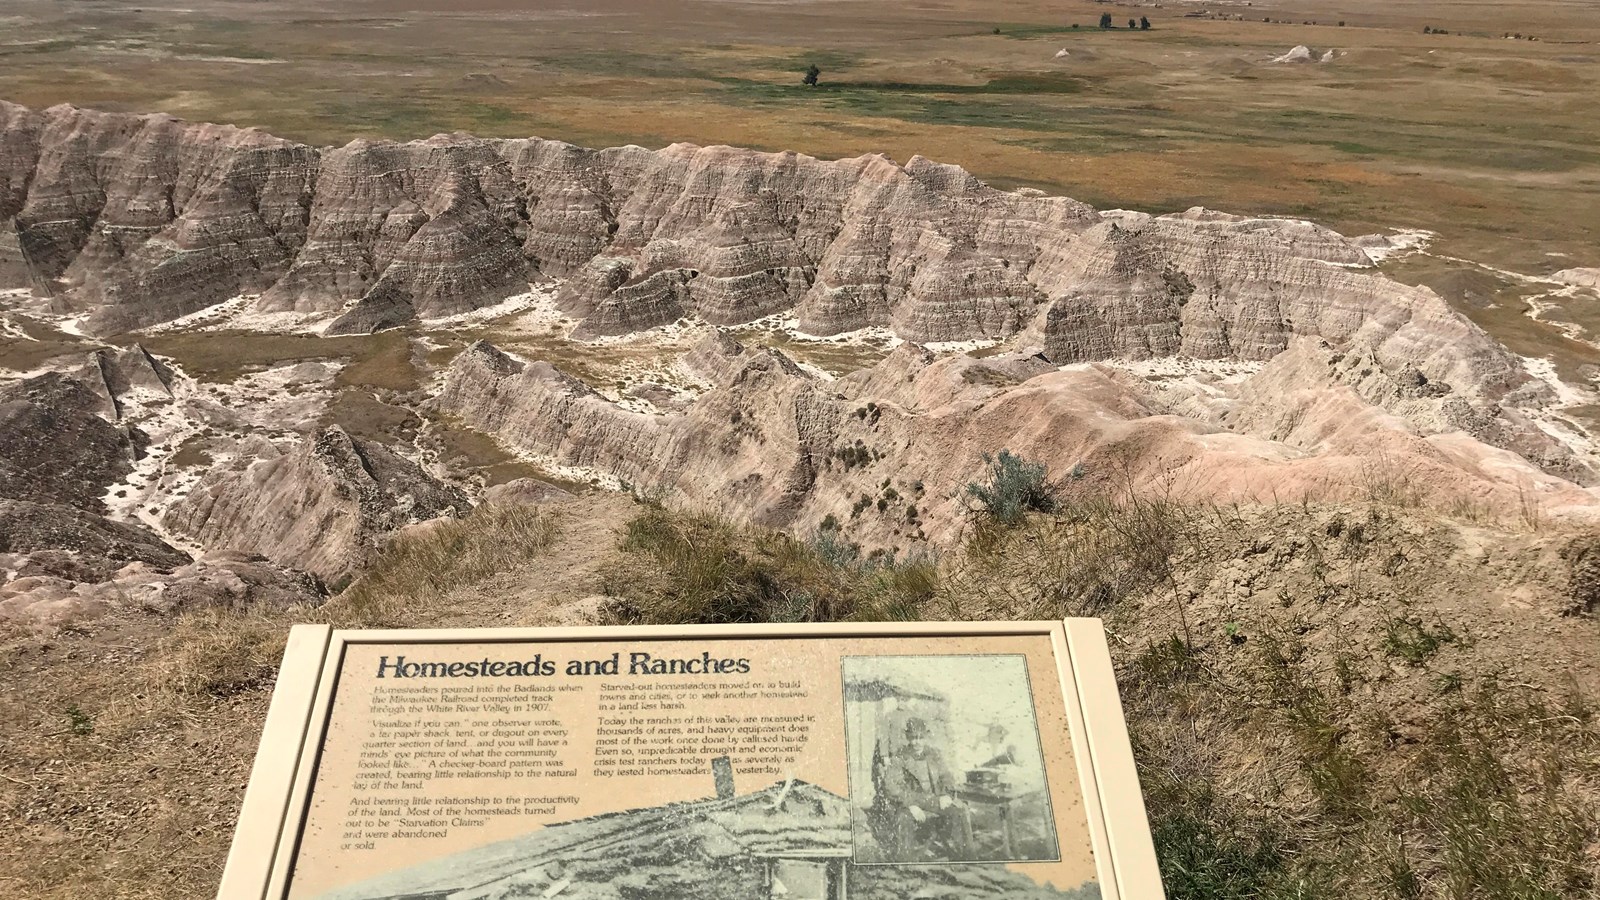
[966,449,1057,527]
[602,505,934,624]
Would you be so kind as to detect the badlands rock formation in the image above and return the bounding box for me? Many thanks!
[439,332,1594,547]
[0,104,1562,444]
[0,100,1527,401]
[0,499,189,578]
[0,355,334,626]
[1,100,1597,611]
[0,371,145,512]
[164,427,470,583]
[1272,45,1337,64]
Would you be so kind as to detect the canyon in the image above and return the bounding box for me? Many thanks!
[1,100,1598,625]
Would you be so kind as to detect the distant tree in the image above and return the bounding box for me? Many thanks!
[1071,23,1080,29]
[803,64,821,86]
[1140,16,1152,30]
[1422,25,1432,33]
[1129,18,1137,29]
[1099,12,1113,28]
[993,26,1001,34]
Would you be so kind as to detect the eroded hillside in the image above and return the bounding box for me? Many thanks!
[0,102,1597,900]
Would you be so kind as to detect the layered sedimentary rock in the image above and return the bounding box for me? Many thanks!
[0,371,144,512]
[2,99,1584,516]
[0,499,189,579]
[1,102,318,333]
[163,426,470,581]
[1026,210,1524,401]
[79,343,175,419]
[259,136,532,333]
[0,101,1526,417]
[440,334,1597,548]
[0,547,323,628]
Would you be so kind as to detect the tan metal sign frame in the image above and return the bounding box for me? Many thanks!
[218,620,1164,900]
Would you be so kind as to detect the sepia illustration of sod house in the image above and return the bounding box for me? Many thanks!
[314,767,1097,900]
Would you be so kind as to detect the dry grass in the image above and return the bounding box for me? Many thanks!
[330,501,560,624]
[128,327,431,446]
[0,334,93,372]
[333,330,421,393]
[317,389,421,446]
[601,504,934,624]
[131,330,401,384]
[1124,626,1600,899]
[427,415,551,487]
[4,486,1597,899]
[592,471,1600,898]
[0,500,564,899]
[937,487,1600,900]
[0,604,291,899]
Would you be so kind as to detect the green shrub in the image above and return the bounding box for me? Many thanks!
[64,704,94,736]
[966,449,1056,526]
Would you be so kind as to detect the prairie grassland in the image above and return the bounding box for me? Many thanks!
[4,0,1599,362]
[0,502,568,900]
[597,482,1600,900]
[2,0,1596,268]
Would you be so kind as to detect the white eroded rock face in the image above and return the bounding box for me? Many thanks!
[1552,268,1600,290]
[1026,210,1524,400]
[3,99,1593,568]
[163,426,470,583]
[0,99,1523,409]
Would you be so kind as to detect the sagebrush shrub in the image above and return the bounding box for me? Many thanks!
[966,449,1056,525]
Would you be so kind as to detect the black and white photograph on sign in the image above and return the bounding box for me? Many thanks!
[842,655,1060,865]
[307,773,1097,900]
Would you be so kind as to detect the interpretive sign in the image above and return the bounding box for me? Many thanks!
[219,621,1164,900]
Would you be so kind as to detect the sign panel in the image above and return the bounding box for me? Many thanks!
[219,621,1163,900]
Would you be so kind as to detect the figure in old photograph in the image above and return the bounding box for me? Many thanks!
[843,655,1060,864]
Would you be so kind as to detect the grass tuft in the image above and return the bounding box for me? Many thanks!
[1383,616,1459,666]
[601,506,934,624]
[334,503,559,625]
